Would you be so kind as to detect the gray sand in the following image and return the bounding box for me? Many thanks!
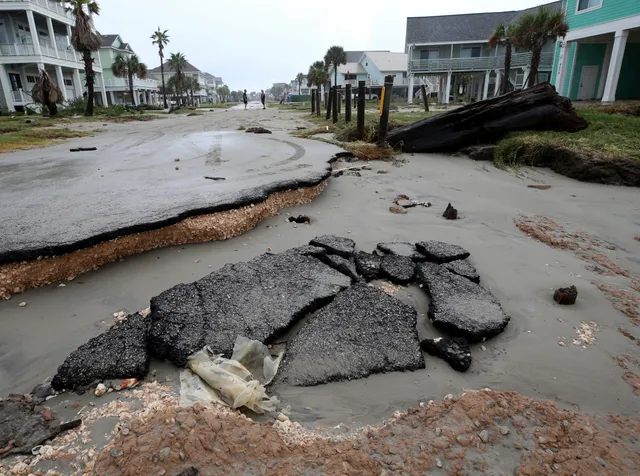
[1,111,639,429]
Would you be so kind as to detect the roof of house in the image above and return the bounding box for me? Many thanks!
[364,52,408,71]
[98,33,133,52]
[337,62,366,74]
[345,50,389,62]
[405,1,561,44]
[149,60,202,74]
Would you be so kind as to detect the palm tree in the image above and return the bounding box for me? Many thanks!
[307,60,329,100]
[324,46,347,87]
[32,69,63,116]
[167,52,187,106]
[488,22,512,96]
[512,6,569,88]
[66,0,101,116]
[111,53,147,106]
[166,75,178,103]
[150,28,170,108]
[216,85,230,103]
[296,72,304,95]
[182,76,201,106]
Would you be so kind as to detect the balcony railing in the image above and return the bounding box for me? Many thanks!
[0,41,82,62]
[0,0,74,19]
[409,52,554,73]
[103,78,159,89]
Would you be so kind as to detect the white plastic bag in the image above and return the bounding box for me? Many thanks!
[187,343,279,414]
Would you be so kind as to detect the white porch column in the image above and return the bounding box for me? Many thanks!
[555,42,568,95]
[133,89,139,105]
[109,91,116,105]
[0,64,16,111]
[597,41,613,99]
[476,75,483,100]
[73,69,82,98]
[494,71,502,97]
[46,17,58,58]
[26,11,42,56]
[601,31,628,102]
[482,71,490,100]
[444,71,452,104]
[407,73,414,103]
[99,73,107,106]
[55,65,67,101]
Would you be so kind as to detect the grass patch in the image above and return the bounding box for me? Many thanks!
[0,118,93,153]
[269,103,309,110]
[237,125,246,131]
[198,103,238,108]
[494,107,640,168]
[345,141,397,160]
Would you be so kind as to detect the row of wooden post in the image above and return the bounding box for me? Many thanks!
[310,76,394,145]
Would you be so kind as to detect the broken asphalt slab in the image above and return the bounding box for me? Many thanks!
[376,242,426,261]
[148,252,351,366]
[421,337,472,372]
[415,240,470,264]
[444,259,480,284]
[273,284,425,387]
[353,251,382,281]
[379,255,415,284]
[416,262,510,342]
[51,314,149,391]
[321,254,360,282]
[0,132,344,264]
[309,235,356,258]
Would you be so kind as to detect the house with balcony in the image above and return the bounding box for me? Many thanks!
[148,60,208,105]
[326,50,418,97]
[405,1,561,103]
[95,33,159,106]
[0,0,106,111]
[203,72,224,103]
[552,0,640,102]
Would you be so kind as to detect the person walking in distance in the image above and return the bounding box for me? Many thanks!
[243,90,248,110]
[260,90,266,109]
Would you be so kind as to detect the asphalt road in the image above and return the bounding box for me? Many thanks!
[0,108,340,263]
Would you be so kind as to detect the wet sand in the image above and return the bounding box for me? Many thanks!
[1,122,639,431]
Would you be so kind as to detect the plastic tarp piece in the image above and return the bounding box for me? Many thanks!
[179,369,228,408]
[186,337,283,414]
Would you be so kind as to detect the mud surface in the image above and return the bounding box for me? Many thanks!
[0,113,342,264]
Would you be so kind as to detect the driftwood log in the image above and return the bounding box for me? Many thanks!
[387,83,588,152]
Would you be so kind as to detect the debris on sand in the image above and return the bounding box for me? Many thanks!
[573,321,598,346]
[204,176,226,181]
[527,184,552,190]
[287,215,310,224]
[592,282,639,324]
[274,284,424,387]
[376,242,425,261]
[70,147,97,152]
[554,285,578,305]
[321,254,359,282]
[443,203,458,220]
[0,395,81,458]
[421,337,472,372]
[389,205,408,214]
[380,254,415,284]
[353,251,382,281]
[444,259,480,283]
[617,355,640,394]
[416,263,510,342]
[245,127,272,134]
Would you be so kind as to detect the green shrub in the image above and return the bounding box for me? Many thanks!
[140,104,164,111]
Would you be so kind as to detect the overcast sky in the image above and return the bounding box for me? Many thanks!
[94,0,550,92]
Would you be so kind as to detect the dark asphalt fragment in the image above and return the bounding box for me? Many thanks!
[204,176,226,181]
[353,251,382,281]
[274,284,425,387]
[0,395,82,457]
[416,263,510,342]
[444,259,480,283]
[415,240,470,264]
[554,285,578,305]
[284,245,326,259]
[51,313,150,391]
[245,127,272,134]
[443,203,458,220]
[322,254,360,282]
[380,255,415,284]
[148,252,351,366]
[377,242,426,262]
[287,215,311,224]
[421,337,472,372]
[309,235,356,258]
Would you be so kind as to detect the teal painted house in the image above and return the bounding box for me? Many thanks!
[552,0,640,101]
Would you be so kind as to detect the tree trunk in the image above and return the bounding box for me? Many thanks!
[528,47,541,88]
[128,73,134,106]
[83,49,95,116]
[386,83,588,153]
[502,43,512,95]
[160,58,168,108]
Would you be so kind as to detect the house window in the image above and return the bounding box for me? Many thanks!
[420,49,439,60]
[460,46,481,58]
[64,79,73,86]
[26,75,36,83]
[577,0,602,11]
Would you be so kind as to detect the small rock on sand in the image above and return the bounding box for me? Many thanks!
[528,184,552,190]
[443,203,458,220]
[554,285,578,305]
[389,205,408,215]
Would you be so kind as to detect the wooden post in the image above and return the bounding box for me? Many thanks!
[345,84,352,122]
[377,75,394,146]
[325,85,332,120]
[337,88,341,114]
[316,86,321,117]
[311,89,315,114]
[357,80,365,139]
[332,86,338,123]
[420,84,429,112]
